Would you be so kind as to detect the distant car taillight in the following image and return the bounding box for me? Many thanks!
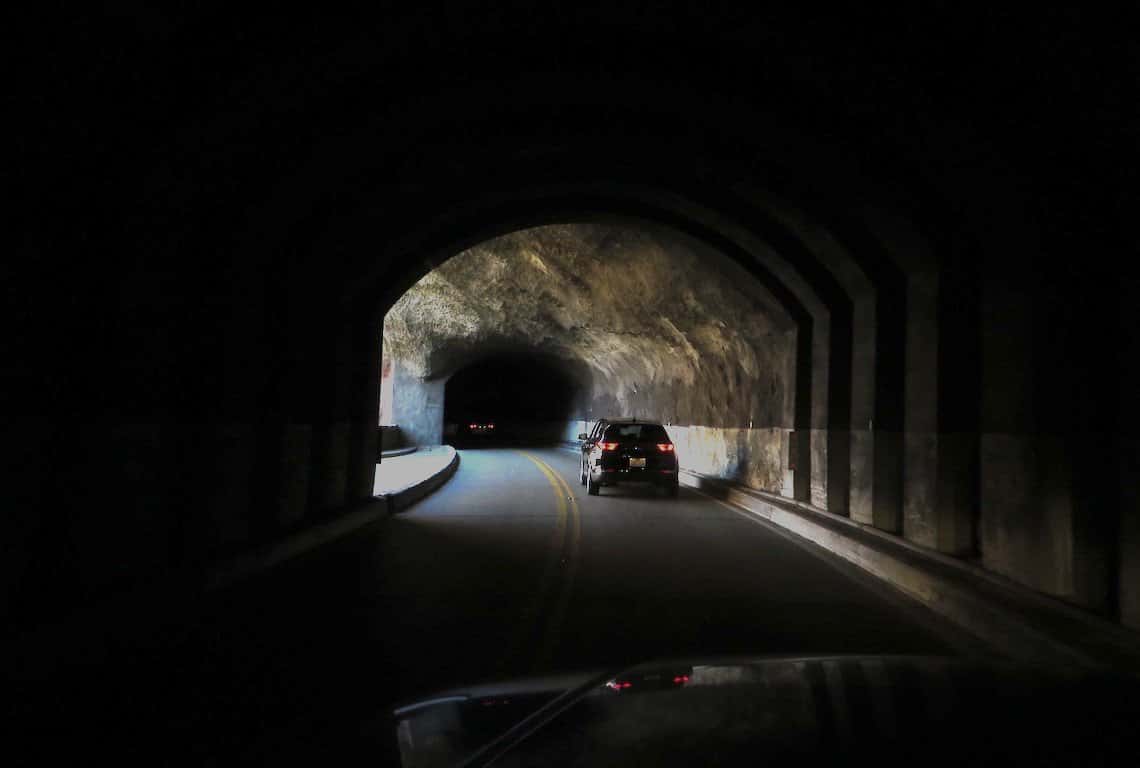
[598,442,619,451]
[657,443,674,452]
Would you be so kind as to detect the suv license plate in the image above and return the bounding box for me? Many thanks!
[629,458,647,468]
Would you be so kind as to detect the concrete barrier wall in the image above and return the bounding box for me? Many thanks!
[678,468,1140,675]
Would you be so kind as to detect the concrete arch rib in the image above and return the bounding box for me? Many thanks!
[854,208,971,554]
[724,179,977,551]
[732,188,911,530]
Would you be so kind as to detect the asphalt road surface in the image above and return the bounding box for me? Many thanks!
[11,448,974,765]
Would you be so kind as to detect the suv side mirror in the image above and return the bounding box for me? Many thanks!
[577,433,589,440]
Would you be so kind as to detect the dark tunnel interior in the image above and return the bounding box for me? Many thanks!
[444,353,585,446]
[9,5,1140,766]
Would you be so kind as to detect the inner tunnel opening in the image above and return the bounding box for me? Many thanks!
[443,353,587,447]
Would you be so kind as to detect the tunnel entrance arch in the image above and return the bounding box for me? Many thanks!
[344,172,974,549]
[284,163,976,576]
[367,201,834,499]
[178,60,997,571]
[378,217,806,496]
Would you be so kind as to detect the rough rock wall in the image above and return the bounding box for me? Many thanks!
[383,221,798,491]
[391,365,445,448]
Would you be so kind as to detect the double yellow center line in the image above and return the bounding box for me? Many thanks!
[517,451,581,671]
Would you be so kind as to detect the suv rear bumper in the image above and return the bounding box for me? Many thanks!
[597,467,677,486]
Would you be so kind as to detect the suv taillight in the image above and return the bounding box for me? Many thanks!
[656,443,674,452]
[598,442,619,451]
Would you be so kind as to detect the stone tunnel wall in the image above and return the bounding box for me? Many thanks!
[382,222,799,494]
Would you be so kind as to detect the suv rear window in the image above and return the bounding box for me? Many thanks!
[603,423,669,442]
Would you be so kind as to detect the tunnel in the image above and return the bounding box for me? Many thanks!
[443,353,585,446]
[10,5,1140,764]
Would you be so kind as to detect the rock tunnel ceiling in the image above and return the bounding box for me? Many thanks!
[383,221,797,430]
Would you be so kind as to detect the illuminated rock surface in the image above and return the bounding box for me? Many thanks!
[384,222,795,430]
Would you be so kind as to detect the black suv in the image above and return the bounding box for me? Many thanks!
[578,419,679,497]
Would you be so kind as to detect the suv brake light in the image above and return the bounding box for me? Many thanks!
[657,443,674,452]
[598,442,619,451]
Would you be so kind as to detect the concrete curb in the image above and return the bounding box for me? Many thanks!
[385,447,460,513]
[679,469,1140,676]
[206,447,459,589]
[381,445,417,458]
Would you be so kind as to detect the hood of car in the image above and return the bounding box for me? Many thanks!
[392,654,1140,767]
